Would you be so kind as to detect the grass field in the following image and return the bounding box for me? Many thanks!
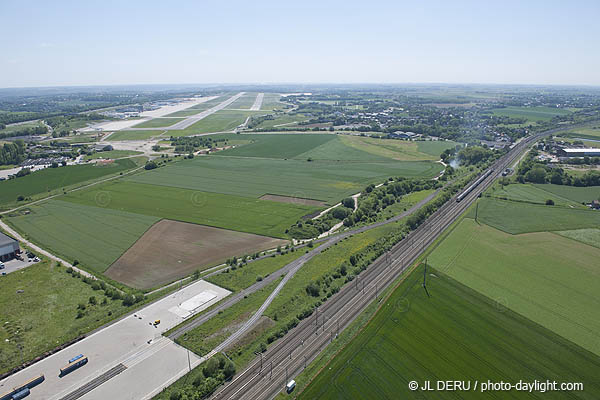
[0,158,137,206]
[488,183,584,207]
[0,260,138,373]
[206,250,305,292]
[106,219,287,289]
[473,197,600,234]
[106,130,162,141]
[300,265,600,399]
[490,106,571,122]
[558,126,600,140]
[7,200,159,273]
[225,93,259,109]
[62,181,318,238]
[219,134,336,159]
[84,150,142,160]
[338,136,456,161]
[127,156,443,204]
[173,110,257,135]
[533,183,600,203]
[429,218,600,356]
[555,228,600,249]
[259,93,286,111]
[131,117,184,128]
[251,113,308,129]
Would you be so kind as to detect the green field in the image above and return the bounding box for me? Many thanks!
[7,200,159,273]
[131,117,184,128]
[218,134,336,159]
[127,156,442,204]
[301,266,600,399]
[107,130,162,141]
[173,110,257,135]
[474,197,600,234]
[259,93,285,111]
[0,158,137,206]
[490,106,571,122]
[559,126,600,140]
[555,228,600,249]
[488,183,584,207]
[533,184,600,203]
[84,150,142,160]
[225,93,259,109]
[429,218,600,356]
[416,140,460,157]
[0,260,143,373]
[251,113,308,129]
[61,181,318,238]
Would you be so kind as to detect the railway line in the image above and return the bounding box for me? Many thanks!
[210,129,548,400]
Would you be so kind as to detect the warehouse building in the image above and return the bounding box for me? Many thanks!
[0,232,20,261]
[558,148,600,157]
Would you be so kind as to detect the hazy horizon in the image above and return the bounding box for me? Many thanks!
[1,0,599,88]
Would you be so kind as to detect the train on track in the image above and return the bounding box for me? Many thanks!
[456,169,493,202]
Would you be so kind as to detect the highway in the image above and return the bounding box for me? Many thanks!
[208,128,550,400]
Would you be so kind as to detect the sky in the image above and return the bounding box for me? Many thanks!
[1,0,599,88]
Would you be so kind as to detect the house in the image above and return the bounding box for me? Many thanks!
[0,232,20,262]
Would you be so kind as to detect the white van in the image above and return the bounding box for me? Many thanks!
[286,380,296,393]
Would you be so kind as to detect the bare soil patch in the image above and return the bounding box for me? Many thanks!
[105,220,287,289]
[260,194,326,207]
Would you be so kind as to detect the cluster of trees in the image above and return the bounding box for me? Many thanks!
[457,146,496,166]
[170,136,228,154]
[163,354,235,400]
[343,178,439,228]
[517,153,600,187]
[0,125,47,139]
[0,140,26,165]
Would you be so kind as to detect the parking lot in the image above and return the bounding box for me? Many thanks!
[0,280,230,400]
[0,257,39,276]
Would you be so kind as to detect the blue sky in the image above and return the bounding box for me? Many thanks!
[1,0,599,87]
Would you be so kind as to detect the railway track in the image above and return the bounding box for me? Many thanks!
[210,129,549,400]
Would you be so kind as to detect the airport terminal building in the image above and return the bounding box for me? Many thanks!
[0,232,20,262]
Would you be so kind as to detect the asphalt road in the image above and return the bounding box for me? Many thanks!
[208,128,552,400]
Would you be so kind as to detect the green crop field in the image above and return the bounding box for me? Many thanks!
[127,155,442,204]
[533,184,600,203]
[301,266,600,399]
[107,130,162,141]
[0,260,144,374]
[473,197,600,234]
[488,183,584,207]
[0,158,137,206]
[219,133,336,159]
[490,106,571,122]
[7,200,159,273]
[555,228,600,249]
[339,135,457,161]
[429,218,600,356]
[62,181,318,238]
[131,117,184,128]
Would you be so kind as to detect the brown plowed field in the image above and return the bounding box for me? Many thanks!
[105,220,287,289]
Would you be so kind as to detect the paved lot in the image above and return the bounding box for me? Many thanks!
[0,280,230,400]
[0,257,39,275]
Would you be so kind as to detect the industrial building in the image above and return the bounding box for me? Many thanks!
[0,232,20,262]
[558,148,600,157]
